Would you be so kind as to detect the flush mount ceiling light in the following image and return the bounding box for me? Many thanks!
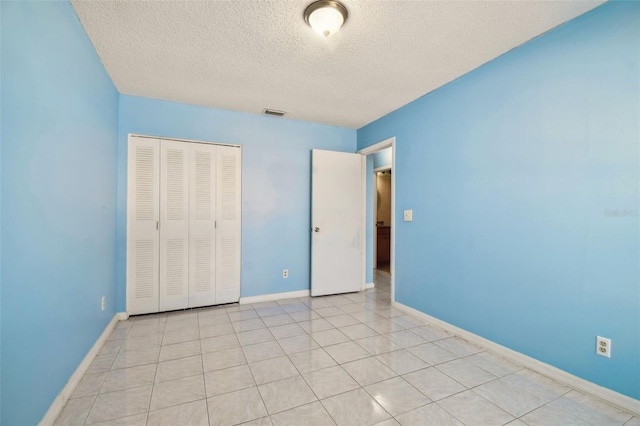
[304,0,348,38]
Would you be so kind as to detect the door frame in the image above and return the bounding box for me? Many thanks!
[358,137,396,302]
[373,166,392,270]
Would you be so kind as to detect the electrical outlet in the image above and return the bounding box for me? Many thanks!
[101,296,106,311]
[596,336,611,358]
[282,269,288,279]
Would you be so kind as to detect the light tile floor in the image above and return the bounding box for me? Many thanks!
[55,270,638,426]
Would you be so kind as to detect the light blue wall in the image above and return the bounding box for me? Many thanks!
[358,1,640,399]
[1,1,119,424]
[373,147,392,170]
[117,96,357,310]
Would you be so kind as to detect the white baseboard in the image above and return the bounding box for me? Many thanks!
[117,312,129,321]
[393,301,640,416]
[239,289,311,305]
[365,282,375,289]
[39,313,122,426]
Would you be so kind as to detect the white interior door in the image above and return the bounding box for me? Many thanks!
[215,145,242,304]
[188,143,217,308]
[127,136,160,315]
[311,149,363,296]
[159,140,190,311]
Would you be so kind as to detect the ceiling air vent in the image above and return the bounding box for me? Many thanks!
[263,108,287,117]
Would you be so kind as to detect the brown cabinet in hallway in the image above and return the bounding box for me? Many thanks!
[377,226,391,265]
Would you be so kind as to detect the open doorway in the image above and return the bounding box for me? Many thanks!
[372,153,392,292]
[358,138,395,301]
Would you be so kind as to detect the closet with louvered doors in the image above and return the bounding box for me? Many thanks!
[126,135,241,315]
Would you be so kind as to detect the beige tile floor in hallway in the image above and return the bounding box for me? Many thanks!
[55,271,638,426]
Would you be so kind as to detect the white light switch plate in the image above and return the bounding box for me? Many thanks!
[404,210,413,222]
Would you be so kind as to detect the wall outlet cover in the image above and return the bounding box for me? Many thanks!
[596,336,611,358]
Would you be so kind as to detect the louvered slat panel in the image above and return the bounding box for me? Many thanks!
[165,238,185,296]
[135,146,155,221]
[134,240,155,298]
[195,151,212,221]
[127,136,160,315]
[193,239,211,293]
[189,143,217,307]
[166,149,185,221]
[160,140,189,311]
[216,145,241,304]
[217,237,237,290]
[220,153,237,220]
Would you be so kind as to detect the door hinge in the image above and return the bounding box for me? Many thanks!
[156,221,159,230]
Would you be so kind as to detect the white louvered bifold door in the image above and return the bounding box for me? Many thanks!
[188,143,217,308]
[127,136,160,315]
[159,140,190,311]
[215,146,241,304]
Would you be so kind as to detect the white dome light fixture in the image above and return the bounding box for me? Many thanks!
[304,1,348,38]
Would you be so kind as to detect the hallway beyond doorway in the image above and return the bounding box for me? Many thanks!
[374,268,391,289]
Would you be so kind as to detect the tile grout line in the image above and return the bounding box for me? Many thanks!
[60,278,634,426]
[142,362,160,426]
[81,322,130,426]
[198,310,213,426]
[243,310,276,424]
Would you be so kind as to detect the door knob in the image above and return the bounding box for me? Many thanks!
[314,227,320,233]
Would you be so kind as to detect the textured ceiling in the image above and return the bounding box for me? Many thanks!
[71,0,605,129]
